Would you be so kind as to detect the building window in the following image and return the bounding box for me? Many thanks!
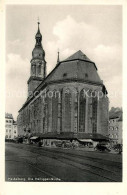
[6,120,8,123]
[6,129,8,132]
[6,124,11,128]
[43,95,49,133]
[79,89,86,132]
[92,95,98,133]
[43,117,45,132]
[52,91,59,132]
[63,73,67,77]
[85,73,88,78]
[64,89,71,132]
[110,134,113,138]
[43,103,47,132]
[74,92,78,133]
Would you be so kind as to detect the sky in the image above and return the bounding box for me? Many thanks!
[5,5,122,120]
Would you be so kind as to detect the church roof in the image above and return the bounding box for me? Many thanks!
[65,50,91,62]
[45,50,102,84]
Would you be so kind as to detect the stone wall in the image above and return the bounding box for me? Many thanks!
[98,95,109,136]
[17,81,109,138]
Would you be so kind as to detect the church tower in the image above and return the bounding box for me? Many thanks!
[27,22,46,96]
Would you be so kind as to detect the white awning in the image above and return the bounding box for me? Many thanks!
[78,139,93,142]
[30,136,39,140]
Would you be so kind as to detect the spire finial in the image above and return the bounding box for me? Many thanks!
[37,17,40,32]
[37,17,40,24]
[35,17,42,46]
[57,49,60,63]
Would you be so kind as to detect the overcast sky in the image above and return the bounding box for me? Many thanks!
[6,5,122,120]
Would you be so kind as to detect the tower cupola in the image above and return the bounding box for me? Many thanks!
[32,22,45,60]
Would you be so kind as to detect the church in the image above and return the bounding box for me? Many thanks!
[17,22,109,144]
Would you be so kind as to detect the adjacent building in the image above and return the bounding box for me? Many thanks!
[13,121,18,138]
[5,113,18,139]
[109,108,122,144]
[17,22,109,143]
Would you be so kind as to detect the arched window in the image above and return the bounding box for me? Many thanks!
[43,96,49,133]
[52,91,59,132]
[92,94,98,133]
[79,89,86,132]
[64,89,71,132]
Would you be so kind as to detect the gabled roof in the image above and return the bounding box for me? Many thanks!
[65,50,91,62]
[5,113,13,119]
[109,110,122,120]
[118,114,122,121]
[45,50,101,84]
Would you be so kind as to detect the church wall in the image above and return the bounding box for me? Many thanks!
[17,81,109,138]
[98,96,109,136]
[28,79,42,95]
[43,82,106,136]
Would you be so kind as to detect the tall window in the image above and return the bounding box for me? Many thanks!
[79,89,86,132]
[52,91,59,132]
[92,95,98,133]
[64,90,71,132]
[43,103,47,133]
[74,91,78,133]
[43,117,45,133]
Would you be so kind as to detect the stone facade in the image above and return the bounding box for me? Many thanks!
[5,113,18,139]
[17,23,109,141]
[17,82,109,140]
[109,116,122,144]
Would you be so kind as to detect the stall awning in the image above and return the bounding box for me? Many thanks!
[78,139,93,142]
[30,136,39,140]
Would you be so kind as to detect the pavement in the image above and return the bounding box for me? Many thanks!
[5,142,122,182]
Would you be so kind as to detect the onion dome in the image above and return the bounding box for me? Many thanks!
[31,22,45,60]
[32,47,45,59]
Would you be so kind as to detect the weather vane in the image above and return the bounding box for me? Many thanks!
[37,17,40,25]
